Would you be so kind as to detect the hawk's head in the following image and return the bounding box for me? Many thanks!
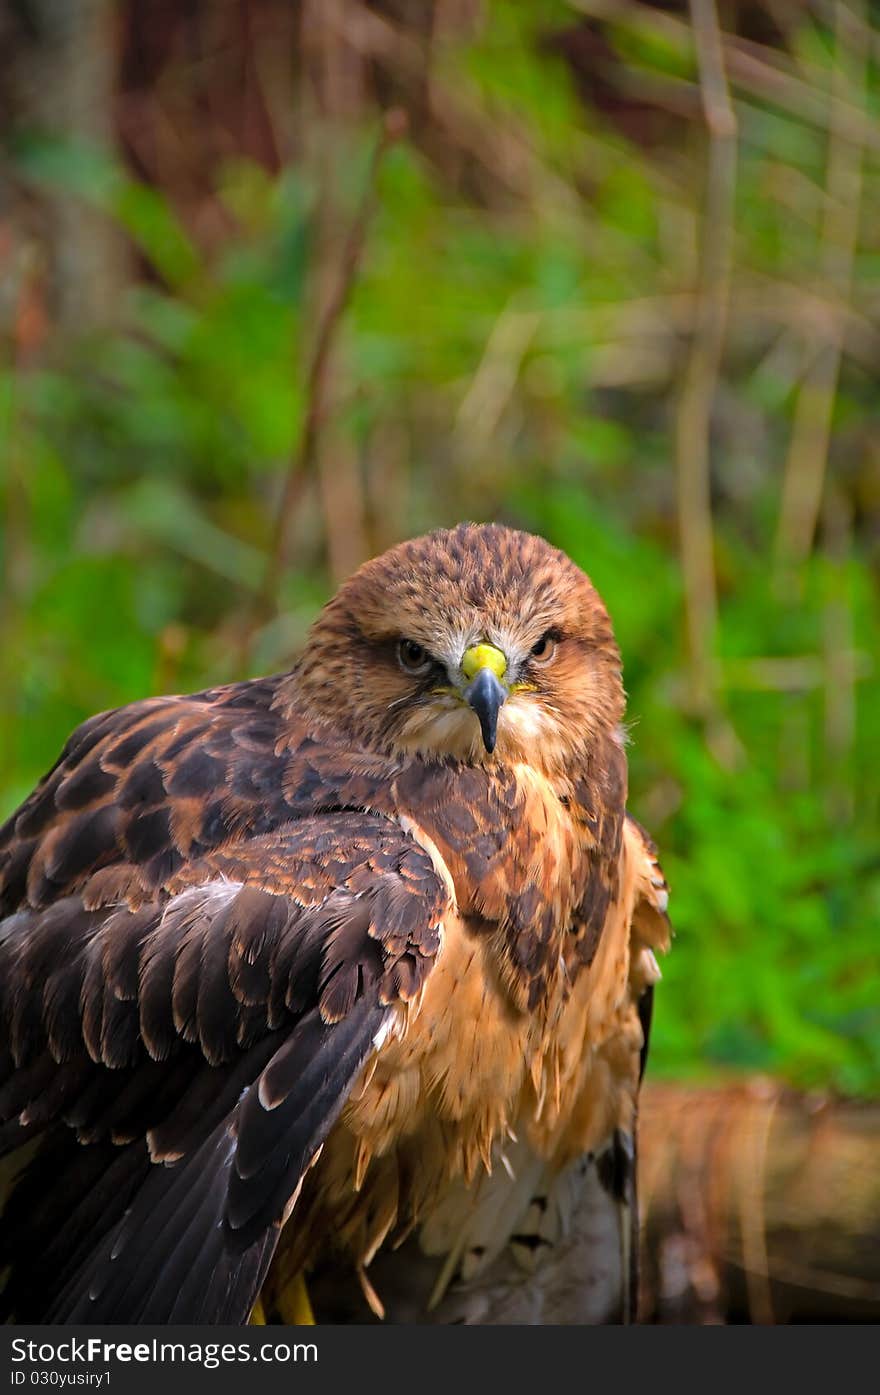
[294,523,624,773]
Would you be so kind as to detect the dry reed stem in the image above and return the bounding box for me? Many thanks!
[676,0,736,719]
[734,1087,779,1324]
[773,0,867,590]
[821,486,856,821]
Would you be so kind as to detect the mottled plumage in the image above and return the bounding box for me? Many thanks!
[0,523,669,1324]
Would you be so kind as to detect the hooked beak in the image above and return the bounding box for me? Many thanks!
[461,644,507,754]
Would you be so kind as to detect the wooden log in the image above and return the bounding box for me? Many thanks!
[638,1080,880,1323]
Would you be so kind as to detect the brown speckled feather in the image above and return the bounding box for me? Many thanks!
[0,523,669,1325]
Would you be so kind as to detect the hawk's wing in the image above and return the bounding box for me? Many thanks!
[0,690,447,1324]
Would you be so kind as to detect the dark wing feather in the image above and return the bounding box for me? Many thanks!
[48,1120,278,1325]
[0,681,448,1325]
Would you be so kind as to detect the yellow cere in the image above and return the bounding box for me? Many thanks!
[461,643,507,681]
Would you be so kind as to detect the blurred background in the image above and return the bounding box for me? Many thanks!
[0,0,877,1320]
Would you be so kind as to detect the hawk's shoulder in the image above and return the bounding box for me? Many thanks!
[0,677,288,914]
[0,674,407,917]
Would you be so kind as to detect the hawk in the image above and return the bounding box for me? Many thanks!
[0,523,669,1325]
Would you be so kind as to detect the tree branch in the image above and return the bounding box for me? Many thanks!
[259,109,406,615]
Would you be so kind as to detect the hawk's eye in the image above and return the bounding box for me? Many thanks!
[530,630,559,665]
[398,639,432,675]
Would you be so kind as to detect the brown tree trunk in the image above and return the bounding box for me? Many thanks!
[9,0,125,332]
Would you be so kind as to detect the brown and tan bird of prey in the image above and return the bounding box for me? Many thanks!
[0,523,669,1326]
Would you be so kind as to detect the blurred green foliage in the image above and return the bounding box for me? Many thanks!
[1,1,878,1094]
